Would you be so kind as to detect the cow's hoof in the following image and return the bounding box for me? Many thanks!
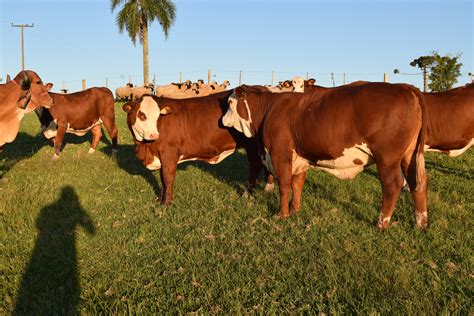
[88,148,96,154]
[52,154,60,160]
[415,211,429,229]
[376,214,391,230]
[277,211,290,219]
[264,183,275,193]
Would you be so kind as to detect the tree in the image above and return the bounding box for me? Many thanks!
[409,52,463,92]
[111,0,176,85]
[428,52,462,92]
[410,55,435,92]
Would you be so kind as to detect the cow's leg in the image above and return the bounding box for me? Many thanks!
[102,115,119,154]
[53,124,67,160]
[375,163,404,229]
[246,149,263,194]
[289,171,307,215]
[264,171,275,193]
[271,150,293,218]
[159,153,179,205]
[159,170,166,202]
[89,125,102,154]
[401,153,429,229]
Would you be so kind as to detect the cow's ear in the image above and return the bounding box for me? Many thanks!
[46,83,53,91]
[123,102,133,113]
[6,74,11,83]
[306,78,316,86]
[160,106,172,115]
[235,86,243,96]
[20,71,31,90]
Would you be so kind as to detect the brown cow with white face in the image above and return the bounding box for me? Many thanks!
[123,92,265,205]
[222,83,429,229]
[0,70,53,149]
[35,87,118,159]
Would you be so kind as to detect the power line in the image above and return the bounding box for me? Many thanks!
[11,23,34,70]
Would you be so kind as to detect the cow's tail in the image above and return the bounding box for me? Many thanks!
[410,86,428,192]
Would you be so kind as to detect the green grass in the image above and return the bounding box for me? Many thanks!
[1,105,473,314]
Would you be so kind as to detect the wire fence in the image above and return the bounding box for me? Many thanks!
[49,69,474,94]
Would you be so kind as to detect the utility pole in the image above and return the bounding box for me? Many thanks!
[11,23,34,70]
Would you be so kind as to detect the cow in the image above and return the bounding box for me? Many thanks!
[0,70,53,148]
[115,83,134,101]
[222,83,429,230]
[422,83,474,156]
[35,87,118,159]
[122,92,266,205]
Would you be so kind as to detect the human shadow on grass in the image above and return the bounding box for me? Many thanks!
[0,132,49,179]
[13,186,95,315]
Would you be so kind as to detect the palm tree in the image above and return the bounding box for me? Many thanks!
[111,0,176,85]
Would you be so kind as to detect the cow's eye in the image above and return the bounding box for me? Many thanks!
[138,111,147,121]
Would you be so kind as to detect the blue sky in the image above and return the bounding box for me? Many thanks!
[1,0,472,93]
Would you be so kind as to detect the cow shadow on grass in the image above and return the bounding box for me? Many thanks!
[114,145,263,202]
[113,144,162,198]
[425,159,473,181]
[13,186,95,315]
[181,150,254,195]
[0,132,49,179]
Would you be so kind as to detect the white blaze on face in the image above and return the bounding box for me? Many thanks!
[291,76,305,93]
[222,92,254,138]
[132,96,160,141]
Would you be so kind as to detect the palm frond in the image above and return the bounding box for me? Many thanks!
[144,0,176,39]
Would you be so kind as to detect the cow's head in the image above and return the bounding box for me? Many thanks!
[12,70,53,112]
[122,96,171,141]
[222,87,254,138]
[291,77,305,92]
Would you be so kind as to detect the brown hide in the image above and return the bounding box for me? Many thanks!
[124,91,264,204]
[231,83,428,229]
[0,70,53,147]
[423,84,474,152]
[40,87,118,158]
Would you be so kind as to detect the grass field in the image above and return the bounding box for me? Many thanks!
[1,105,473,314]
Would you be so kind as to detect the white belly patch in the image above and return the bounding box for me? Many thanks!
[315,143,373,179]
[425,138,473,157]
[262,149,309,176]
[145,149,236,170]
[42,119,103,139]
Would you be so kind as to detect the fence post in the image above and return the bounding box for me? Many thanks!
[383,73,389,83]
[82,79,86,90]
[179,72,182,83]
[153,73,156,85]
[208,69,211,84]
[105,77,108,88]
[239,70,242,86]
[129,75,131,84]
[62,81,66,94]
[343,73,346,84]
[306,72,309,80]
[271,70,274,86]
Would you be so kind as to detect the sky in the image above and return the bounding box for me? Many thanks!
[1,0,473,93]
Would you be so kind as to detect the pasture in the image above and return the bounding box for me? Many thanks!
[1,105,472,314]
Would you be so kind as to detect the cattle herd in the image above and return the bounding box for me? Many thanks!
[1,70,473,230]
